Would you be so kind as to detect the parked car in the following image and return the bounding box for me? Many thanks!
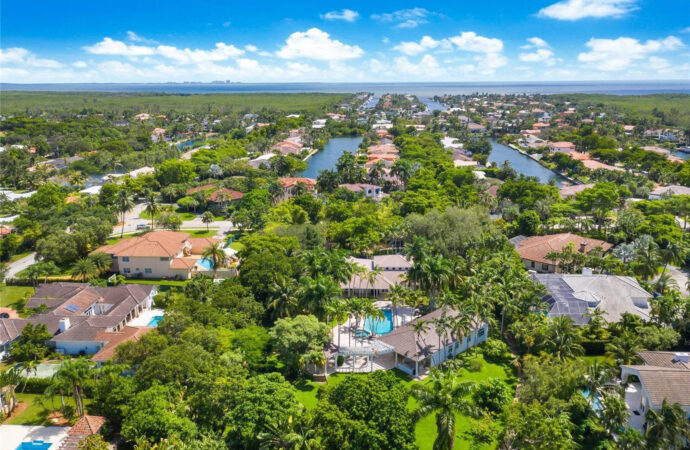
[136,224,150,230]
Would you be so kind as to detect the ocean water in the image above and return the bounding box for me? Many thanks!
[2,81,689,96]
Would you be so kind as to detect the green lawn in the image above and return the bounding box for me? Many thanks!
[0,286,34,309]
[185,229,219,238]
[123,279,187,287]
[294,353,514,450]
[582,355,614,366]
[4,393,92,426]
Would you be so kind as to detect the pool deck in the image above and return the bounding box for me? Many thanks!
[331,301,417,349]
[128,308,164,327]
[0,425,70,450]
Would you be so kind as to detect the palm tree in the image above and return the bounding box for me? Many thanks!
[635,242,660,281]
[645,399,690,449]
[327,298,349,349]
[56,358,91,416]
[268,276,300,320]
[387,284,407,328]
[599,393,629,437]
[201,242,228,279]
[88,252,112,275]
[0,368,22,415]
[115,188,134,238]
[143,190,159,230]
[412,319,430,364]
[411,369,477,450]
[606,332,641,367]
[298,276,341,322]
[659,240,686,277]
[548,316,584,360]
[584,361,610,403]
[71,258,98,282]
[20,360,38,393]
[257,415,319,450]
[201,211,214,232]
[655,272,679,294]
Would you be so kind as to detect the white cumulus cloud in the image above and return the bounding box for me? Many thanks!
[519,38,557,65]
[157,42,244,64]
[578,35,683,71]
[0,47,62,68]
[321,9,359,22]
[394,36,451,55]
[372,8,435,29]
[84,37,155,56]
[126,31,158,44]
[277,28,363,61]
[448,32,503,54]
[538,0,638,21]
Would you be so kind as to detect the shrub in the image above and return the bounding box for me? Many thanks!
[468,359,483,372]
[21,377,52,394]
[482,338,511,362]
[473,378,512,413]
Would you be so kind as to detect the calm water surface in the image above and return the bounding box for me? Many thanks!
[298,136,363,178]
[488,139,566,186]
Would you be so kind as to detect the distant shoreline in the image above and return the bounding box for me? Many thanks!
[2,80,689,96]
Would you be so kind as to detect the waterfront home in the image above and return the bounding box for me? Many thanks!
[649,185,690,200]
[534,273,651,325]
[278,177,317,201]
[511,232,612,273]
[312,119,327,129]
[582,159,624,172]
[249,153,275,169]
[271,140,303,156]
[186,184,244,205]
[549,141,576,153]
[95,231,228,279]
[368,144,398,155]
[0,283,156,359]
[338,183,384,200]
[620,351,690,432]
[467,123,486,133]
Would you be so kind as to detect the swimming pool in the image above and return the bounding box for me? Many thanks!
[365,309,394,335]
[196,258,213,270]
[17,442,52,450]
[581,389,603,412]
[147,315,164,327]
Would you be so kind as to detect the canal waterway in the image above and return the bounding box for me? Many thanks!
[488,139,566,186]
[298,136,364,178]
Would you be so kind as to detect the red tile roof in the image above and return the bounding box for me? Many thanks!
[514,233,612,265]
[68,415,106,435]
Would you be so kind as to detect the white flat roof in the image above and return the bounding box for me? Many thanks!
[0,425,70,449]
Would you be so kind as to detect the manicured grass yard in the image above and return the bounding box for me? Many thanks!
[0,286,34,309]
[294,353,514,450]
[186,229,219,238]
[4,393,92,426]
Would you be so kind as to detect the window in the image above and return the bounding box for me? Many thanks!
[123,268,131,274]
[478,327,485,337]
[144,268,152,274]
[541,263,549,271]
[122,257,130,262]
[530,261,535,268]
[160,257,169,261]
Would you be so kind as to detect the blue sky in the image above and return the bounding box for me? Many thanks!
[1,0,689,83]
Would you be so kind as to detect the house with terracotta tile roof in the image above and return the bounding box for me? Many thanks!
[511,232,612,273]
[278,177,317,201]
[338,183,384,200]
[186,184,244,204]
[549,141,576,153]
[95,231,224,279]
[559,183,595,198]
[271,140,303,156]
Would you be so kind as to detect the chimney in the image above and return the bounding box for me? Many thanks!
[582,267,593,276]
[579,241,588,253]
[59,318,70,333]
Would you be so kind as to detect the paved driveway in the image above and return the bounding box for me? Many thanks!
[6,253,36,278]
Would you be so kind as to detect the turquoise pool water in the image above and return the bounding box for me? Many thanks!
[197,258,213,270]
[581,389,603,412]
[17,442,52,450]
[365,309,393,335]
[147,315,164,327]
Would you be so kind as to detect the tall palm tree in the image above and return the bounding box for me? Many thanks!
[387,284,407,328]
[547,316,584,360]
[201,211,214,231]
[584,361,610,403]
[202,242,228,279]
[298,276,340,321]
[268,276,300,320]
[635,242,660,281]
[599,393,629,437]
[659,240,687,277]
[56,358,91,416]
[0,368,22,415]
[116,188,134,238]
[143,190,159,230]
[411,369,477,450]
[20,360,38,393]
[88,252,113,275]
[412,319,430,363]
[605,332,641,367]
[71,258,98,282]
[327,298,349,349]
[645,399,690,449]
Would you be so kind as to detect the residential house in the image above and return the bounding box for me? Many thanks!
[342,255,411,297]
[534,273,651,325]
[271,140,303,156]
[378,307,488,377]
[549,141,576,153]
[559,183,595,198]
[338,183,384,200]
[649,185,690,200]
[95,231,230,279]
[0,283,156,359]
[467,123,486,134]
[620,351,690,432]
[312,119,327,129]
[187,184,244,206]
[278,177,317,201]
[510,232,613,273]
